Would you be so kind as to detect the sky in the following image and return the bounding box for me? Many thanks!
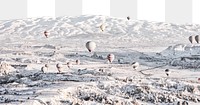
[82,0,110,16]
[193,0,200,24]
[1,0,200,24]
[28,0,55,18]
[28,0,164,21]
[137,0,165,22]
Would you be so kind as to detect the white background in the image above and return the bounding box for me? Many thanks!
[27,0,55,18]
[137,0,165,22]
[0,0,199,24]
[82,0,110,16]
[27,0,165,22]
[193,0,200,24]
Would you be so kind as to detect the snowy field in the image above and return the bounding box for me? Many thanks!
[0,15,200,105]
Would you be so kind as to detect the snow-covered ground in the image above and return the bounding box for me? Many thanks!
[0,15,200,105]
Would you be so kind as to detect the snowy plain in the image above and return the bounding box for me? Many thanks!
[0,15,200,105]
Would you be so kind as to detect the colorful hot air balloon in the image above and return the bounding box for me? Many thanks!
[165,69,170,76]
[86,41,96,52]
[189,36,195,44]
[100,23,105,32]
[107,54,115,63]
[56,63,63,73]
[195,35,200,43]
[44,31,50,38]
[132,62,139,70]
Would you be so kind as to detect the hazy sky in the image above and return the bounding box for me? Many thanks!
[193,0,200,24]
[28,0,55,18]
[82,0,110,16]
[28,0,165,22]
[0,0,200,24]
[138,0,165,22]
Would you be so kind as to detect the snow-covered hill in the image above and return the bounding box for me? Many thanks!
[1,15,200,47]
[0,15,200,105]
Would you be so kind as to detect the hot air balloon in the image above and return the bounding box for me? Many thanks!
[41,64,49,73]
[195,35,200,43]
[86,41,96,52]
[100,23,105,32]
[189,36,195,44]
[45,64,49,68]
[127,16,130,20]
[75,59,80,65]
[56,63,63,73]
[0,61,9,75]
[132,62,139,70]
[44,31,50,38]
[165,69,170,76]
[41,66,47,73]
[67,61,72,69]
[107,54,115,63]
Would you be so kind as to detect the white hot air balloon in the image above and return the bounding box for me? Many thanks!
[100,23,105,32]
[86,41,96,52]
[107,54,115,63]
[132,62,139,70]
[44,31,50,38]
[165,69,171,76]
[189,36,195,44]
[195,35,200,43]
[0,61,10,75]
[67,61,72,69]
[56,63,63,73]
